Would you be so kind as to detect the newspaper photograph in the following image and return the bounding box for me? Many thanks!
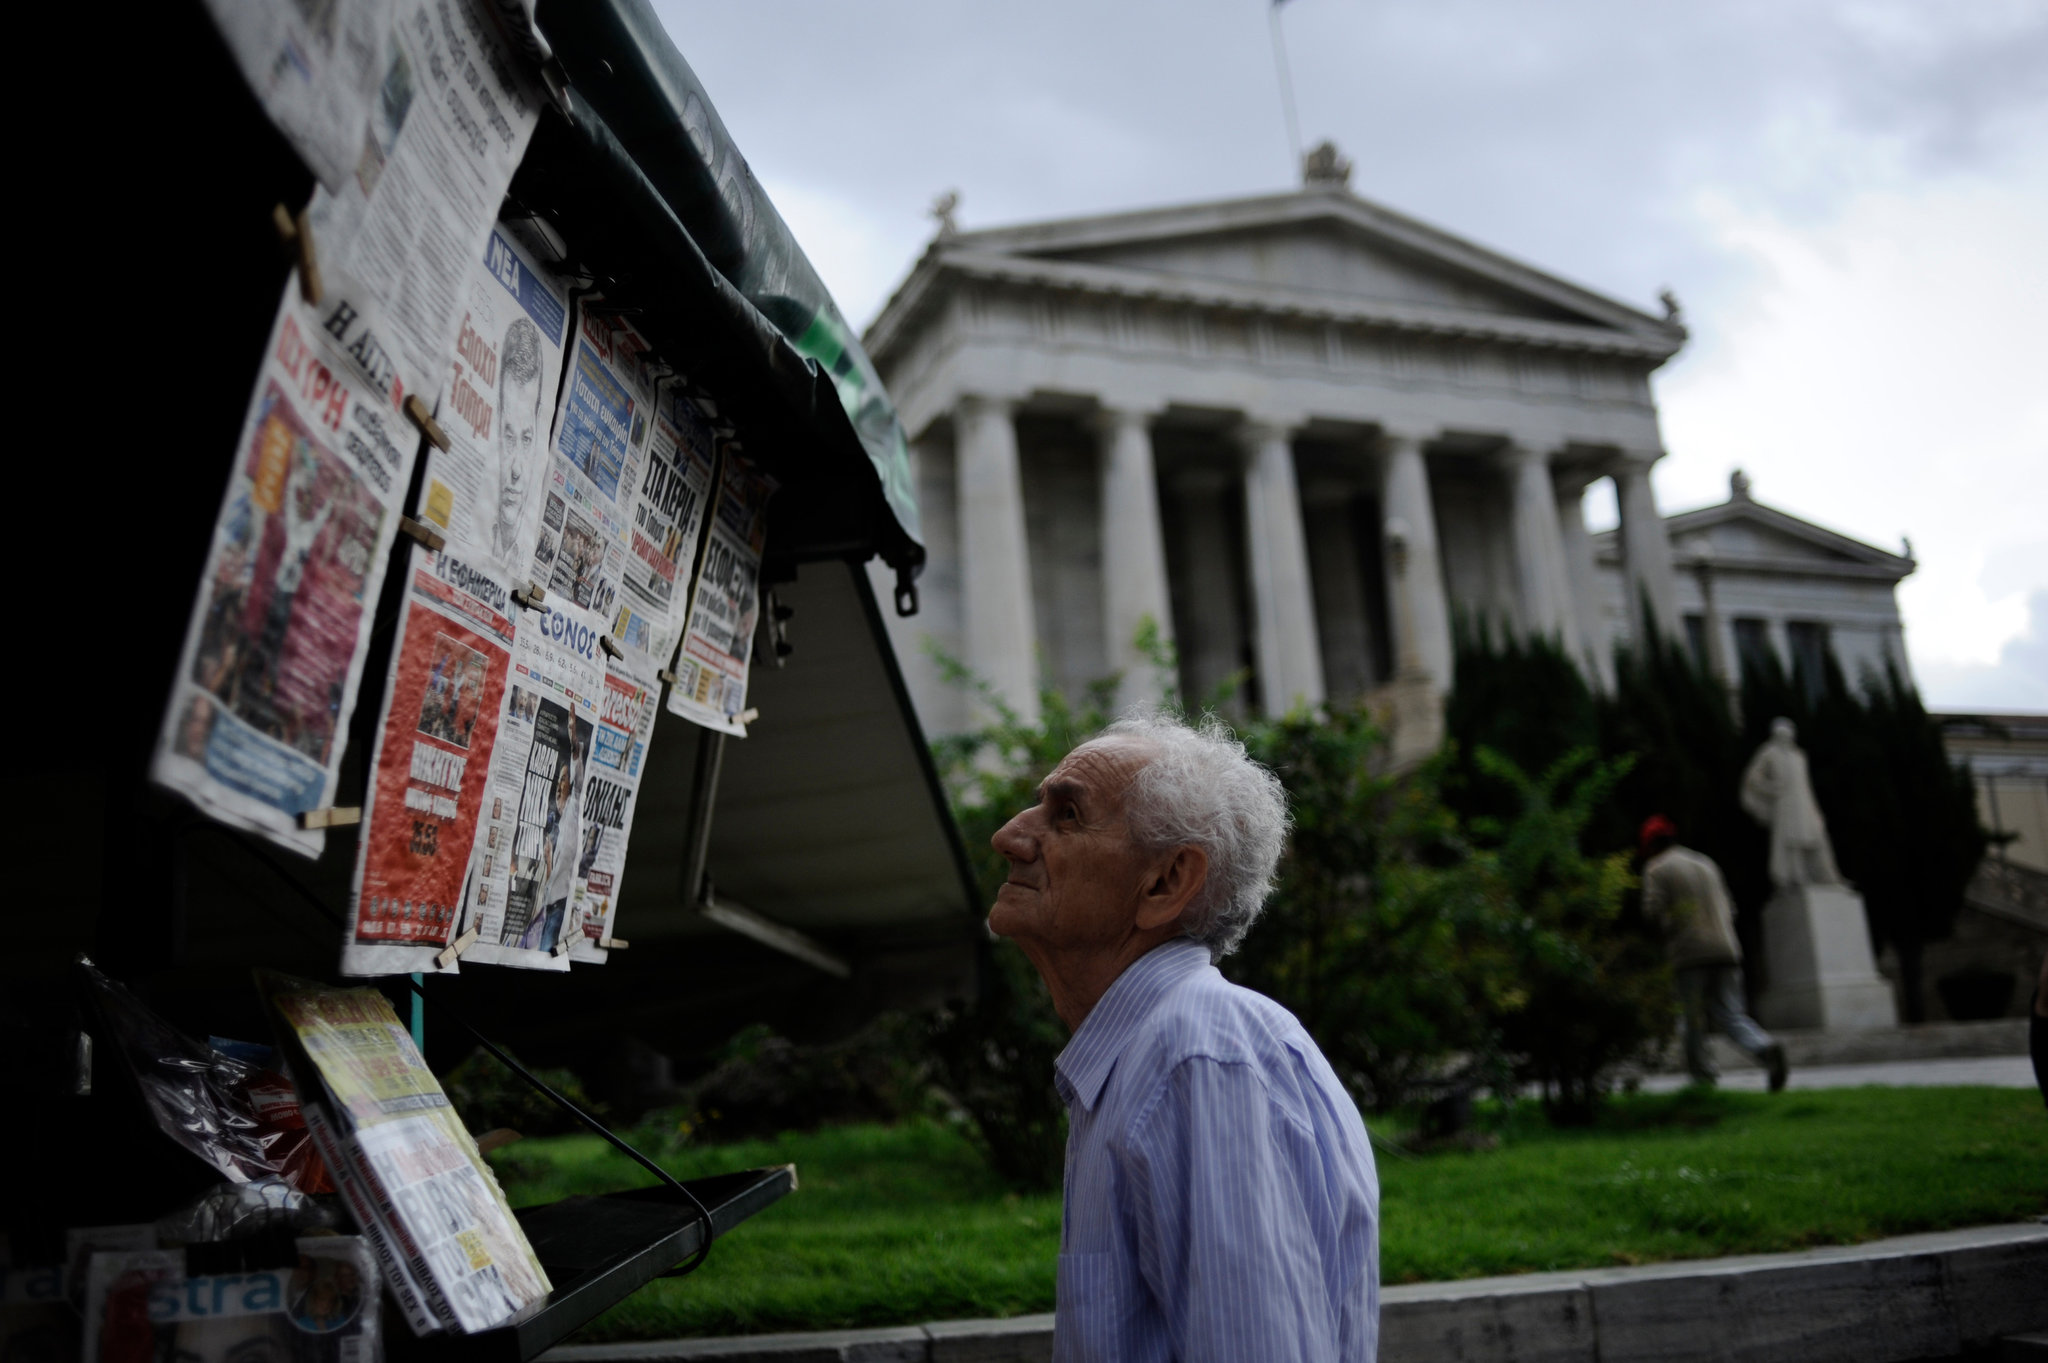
[529,305,658,625]
[666,450,776,738]
[200,0,391,193]
[458,600,605,970]
[152,273,417,855]
[342,548,519,978]
[267,983,548,1334]
[306,0,543,397]
[416,222,571,575]
[567,653,661,965]
[611,380,718,667]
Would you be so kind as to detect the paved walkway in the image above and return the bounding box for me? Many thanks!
[1638,1054,2040,1093]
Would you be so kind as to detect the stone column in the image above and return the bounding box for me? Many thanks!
[1238,419,1325,714]
[1504,442,1578,652]
[955,394,1039,726]
[1379,431,1453,691]
[1554,465,1613,690]
[1095,407,1174,711]
[1613,455,1681,644]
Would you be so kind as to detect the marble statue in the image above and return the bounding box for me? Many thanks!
[1740,718,1844,889]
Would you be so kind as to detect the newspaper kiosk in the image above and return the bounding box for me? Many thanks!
[8,3,978,1358]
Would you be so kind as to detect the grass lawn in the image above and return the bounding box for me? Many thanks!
[490,1085,2048,1342]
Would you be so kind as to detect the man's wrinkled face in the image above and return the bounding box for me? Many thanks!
[989,739,1155,953]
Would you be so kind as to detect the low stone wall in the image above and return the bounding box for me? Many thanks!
[541,1222,2048,1363]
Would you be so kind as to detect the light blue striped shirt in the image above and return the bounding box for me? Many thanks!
[1053,939,1380,1362]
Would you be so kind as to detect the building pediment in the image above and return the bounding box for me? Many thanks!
[1593,477,1916,583]
[868,187,1685,367]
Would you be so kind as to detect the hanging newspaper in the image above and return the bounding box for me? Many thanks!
[261,978,548,1334]
[306,0,544,396]
[416,222,572,575]
[200,0,392,194]
[530,305,658,627]
[342,548,518,977]
[611,381,718,667]
[152,272,417,855]
[666,450,776,737]
[456,599,605,970]
[82,1237,382,1363]
[566,653,660,964]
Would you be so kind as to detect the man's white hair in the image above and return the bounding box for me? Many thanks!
[1097,711,1290,959]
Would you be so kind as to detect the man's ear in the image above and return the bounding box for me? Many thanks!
[1134,845,1207,932]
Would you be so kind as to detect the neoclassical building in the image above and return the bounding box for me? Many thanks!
[861,167,1911,753]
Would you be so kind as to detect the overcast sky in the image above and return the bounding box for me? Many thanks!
[653,0,2048,710]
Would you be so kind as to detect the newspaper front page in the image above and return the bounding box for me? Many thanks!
[342,548,519,977]
[529,305,658,627]
[611,381,717,668]
[200,0,392,193]
[417,222,571,574]
[457,599,605,970]
[665,451,776,737]
[152,273,419,855]
[566,653,661,964]
[306,0,543,396]
[268,984,548,1334]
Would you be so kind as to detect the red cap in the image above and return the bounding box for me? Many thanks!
[1639,814,1677,853]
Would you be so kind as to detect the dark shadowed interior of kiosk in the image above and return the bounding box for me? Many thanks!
[8,0,980,1330]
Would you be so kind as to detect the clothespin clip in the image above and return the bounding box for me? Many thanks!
[657,667,678,685]
[403,395,451,452]
[551,936,574,958]
[511,582,547,610]
[435,927,479,970]
[599,634,624,661]
[298,807,361,830]
[272,204,322,305]
[737,708,759,726]
[597,938,629,951]
[399,516,447,552]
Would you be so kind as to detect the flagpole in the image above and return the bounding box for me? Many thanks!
[1270,1,1304,179]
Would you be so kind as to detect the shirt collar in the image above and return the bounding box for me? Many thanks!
[1054,938,1214,1113]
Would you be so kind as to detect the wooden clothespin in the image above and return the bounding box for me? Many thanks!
[298,806,361,830]
[597,938,629,951]
[511,582,547,610]
[403,395,451,452]
[737,708,759,726]
[272,204,322,305]
[399,516,447,552]
[435,927,479,970]
[599,634,624,660]
[657,668,678,686]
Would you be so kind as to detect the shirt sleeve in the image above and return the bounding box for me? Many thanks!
[1117,1057,1342,1363]
[1641,859,1668,928]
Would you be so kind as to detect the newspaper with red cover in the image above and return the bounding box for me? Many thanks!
[151,271,419,856]
[566,652,661,964]
[342,547,519,977]
[665,449,775,737]
[456,599,605,971]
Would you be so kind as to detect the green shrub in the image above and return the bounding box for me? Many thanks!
[442,1045,607,1137]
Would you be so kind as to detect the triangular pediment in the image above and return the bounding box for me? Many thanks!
[1596,490,1914,581]
[941,189,1680,343]
[1044,218,1596,327]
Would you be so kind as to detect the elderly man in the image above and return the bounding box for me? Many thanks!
[990,713,1379,1362]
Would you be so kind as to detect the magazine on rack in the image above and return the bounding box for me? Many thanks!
[81,1237,381,1363]
[259,977,548,1335]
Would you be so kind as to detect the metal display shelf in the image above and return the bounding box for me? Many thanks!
[397,1165,797,1363]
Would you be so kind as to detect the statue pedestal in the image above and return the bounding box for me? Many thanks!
[1756,884,1900,1030]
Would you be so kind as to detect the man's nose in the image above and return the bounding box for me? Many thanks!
[991,809,1037,862]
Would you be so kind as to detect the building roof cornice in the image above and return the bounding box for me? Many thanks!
[866,186,1686,364]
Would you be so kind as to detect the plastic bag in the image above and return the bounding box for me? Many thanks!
[76,958,329,1192]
